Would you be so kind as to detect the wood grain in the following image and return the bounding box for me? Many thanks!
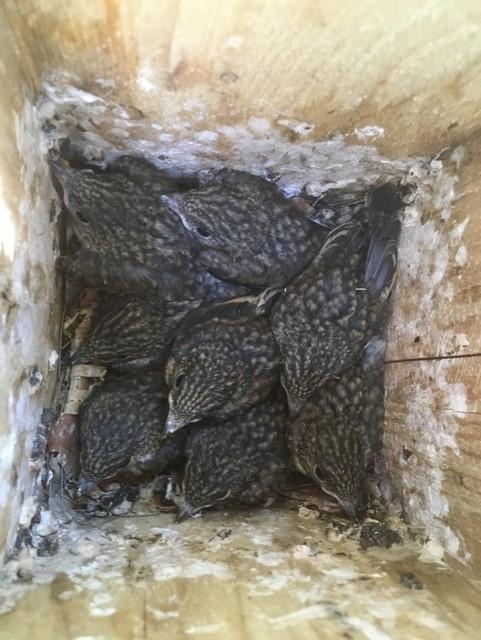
[386,355,481,573]
[1,0,481,579]
[2,0,481,157]
[387,139,481,361]
[2,511,481,640]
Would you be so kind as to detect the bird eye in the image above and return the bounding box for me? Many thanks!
[195,226,210,239]
[314,465,326,482]
[175,373,185,389]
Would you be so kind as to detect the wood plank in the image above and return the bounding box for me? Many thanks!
[385,356,481,573]
[3,1,481,157]
[2,511,481,640]
[387,139,481,361]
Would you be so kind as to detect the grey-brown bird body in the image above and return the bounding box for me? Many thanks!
[51,161,203,298]
[106,154,198,194]
[51,160,253,301]
[53,138,198,194]
[271,186,402,416]
[78,370,182,491]
[178,389,288,520]
[162,169,327,288]
[288,346,385,518]
[165,294,280,433]
[72,292,197,376]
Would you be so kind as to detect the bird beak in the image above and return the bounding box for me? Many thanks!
[280,378,304,417]
[338,498,359,520]
[175,500,201,523]
[76,475,98,498]
[160,194,181,214]
[161,194,196,234]
[164,410,188,435]
[286,393,303,418]
[48,158,71,187]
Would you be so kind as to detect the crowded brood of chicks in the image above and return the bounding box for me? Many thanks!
[50,144,405,522]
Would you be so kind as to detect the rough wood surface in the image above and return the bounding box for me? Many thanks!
[387,139,481,361]
[386,355,481,573]
[383,136,481,575]
[2,511,481,640]
[2,0,481,157]
[1,0,481,578]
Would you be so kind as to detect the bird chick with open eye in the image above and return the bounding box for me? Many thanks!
[271,183,403,416]
[164,292,280,434]
[49,159,202,298]
[72,292,198,377]
[288,342,385,519]
[177,388,288,521]
[162,168,327,288]
[77,370,183,496]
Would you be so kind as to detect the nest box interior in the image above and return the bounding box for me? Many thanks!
[1,2,481,638]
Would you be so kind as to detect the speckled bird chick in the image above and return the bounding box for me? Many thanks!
[177,388,288,521]
[72,292,197,377]
[50,159,201,298]
[52,139,186,193]
[162,169,327,288]
[271,184,403,416]
[78,370,182,494]
[164,292,280,434]
[288,340,386,519]
[106,154,198,194]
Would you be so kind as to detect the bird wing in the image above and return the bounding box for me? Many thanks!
[365,217,401,304]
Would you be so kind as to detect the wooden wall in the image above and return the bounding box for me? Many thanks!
[0,0,480,571]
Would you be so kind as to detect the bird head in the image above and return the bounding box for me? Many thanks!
[280,367,323,417]
[49,161,95,222]
[308,422,371,519]
[161,192,218,247]
[175,497,203,523]
[80,428,132,486]
[164,344,241,432]
[176,485,232,523]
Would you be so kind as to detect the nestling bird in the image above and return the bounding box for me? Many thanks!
[50,157,252,302]
[52,138,198,193]
[77,370,183,494]
[72,292,197,377]
[177,388,288,521]
[302,184,366,229]
[164,292,280,433]
[271,183,403,416]
[50,159,202,298]
[162,168,327,288]
[288,340,385,519]
[105,154,198,194]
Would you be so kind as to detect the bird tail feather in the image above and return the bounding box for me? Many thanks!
[316,220,365,265]
[365,217,402,304]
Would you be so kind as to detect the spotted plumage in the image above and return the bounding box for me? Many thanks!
[177,388,288,521]
[271,184,403,416]
[51,158,253,301]
[78,370,182,492]
[50,160,202,298]
[288,341,385,518]
[105,154,198,194]
[162,168,327,288]
[164,293,280,433]
[72,292,197,376]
